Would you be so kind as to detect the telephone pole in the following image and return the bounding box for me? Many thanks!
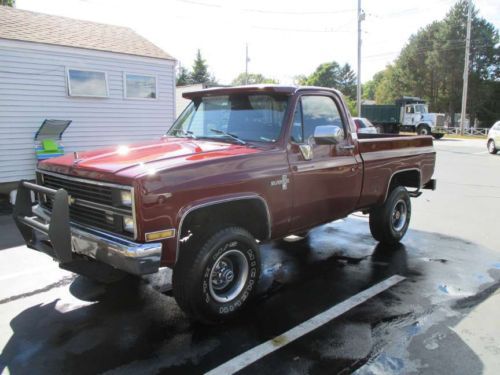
[460,0,472,135]
[356,0,364,116]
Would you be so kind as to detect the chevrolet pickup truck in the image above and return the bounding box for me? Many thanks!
[14,85,436,322]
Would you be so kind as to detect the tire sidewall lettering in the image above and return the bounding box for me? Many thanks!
[201,239,259,315]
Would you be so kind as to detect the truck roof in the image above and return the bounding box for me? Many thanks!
[182,85,342,99]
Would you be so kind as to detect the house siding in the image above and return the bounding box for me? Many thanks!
[0,39,176,183]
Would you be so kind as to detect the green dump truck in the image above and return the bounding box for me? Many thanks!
[361,97,445,139]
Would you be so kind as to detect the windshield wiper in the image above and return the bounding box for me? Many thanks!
[209,129,246,145]
[174,129,197,139]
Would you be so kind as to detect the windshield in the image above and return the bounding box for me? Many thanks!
[414,104,428,114]
[167,94,289,143]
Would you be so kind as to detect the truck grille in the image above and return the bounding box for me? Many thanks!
[38,172,134,238]
[42,173,114,206]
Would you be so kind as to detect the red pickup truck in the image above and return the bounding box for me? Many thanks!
[14,85,436,322]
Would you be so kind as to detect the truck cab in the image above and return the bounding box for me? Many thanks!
[401,103,429,127]
[398,99,445,138]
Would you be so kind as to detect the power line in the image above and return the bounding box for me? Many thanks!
[367,0,454,19]
[242,7,355,16]
[173,0,355,16]
[251,25,353,33]
[363,41,492,61]
[173,0,221,8]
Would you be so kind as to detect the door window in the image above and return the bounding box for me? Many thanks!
[291,96,345,142]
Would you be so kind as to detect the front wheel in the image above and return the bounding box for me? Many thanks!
[417,125,431,136]
[488,139,498,154]
[369,186,411,245]
[173,226,260,323]
[432,133,444,140]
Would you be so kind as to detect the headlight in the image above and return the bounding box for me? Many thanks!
[123,216,134,233]
[120,190,133,206]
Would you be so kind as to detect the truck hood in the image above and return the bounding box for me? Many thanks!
[38,137,261,181]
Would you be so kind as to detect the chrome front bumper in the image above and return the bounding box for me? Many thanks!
[13,180,161,275]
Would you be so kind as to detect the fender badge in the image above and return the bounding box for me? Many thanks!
[271,175,290,190]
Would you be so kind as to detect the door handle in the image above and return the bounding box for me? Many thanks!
[340,145,355,150]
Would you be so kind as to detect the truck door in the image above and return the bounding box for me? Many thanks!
[402,104,416,126]
[287,94,363,231]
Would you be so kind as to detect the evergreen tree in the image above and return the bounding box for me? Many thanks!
[176,66,192,86]
[191,49,211,84]
[369,0,499,124]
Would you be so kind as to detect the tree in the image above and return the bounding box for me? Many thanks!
[345,96,358,116]
[303,62,357,99]
[293,75,308,85]
[363,70,387,100]
[1,0,15,6]
[191,49,211,84]
[367,0,499,125]
[231,73,278,85]
[176,66,192,86]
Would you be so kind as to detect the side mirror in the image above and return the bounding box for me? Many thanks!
[313,125,344,144]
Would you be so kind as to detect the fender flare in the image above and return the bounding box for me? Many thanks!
[175,194,271,261]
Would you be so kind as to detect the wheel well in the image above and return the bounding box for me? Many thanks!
[180,198,270,241]
[387,170,420,196]
[417,123,430,129]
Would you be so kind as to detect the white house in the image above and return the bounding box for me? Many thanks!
[0,6,176,190]
[175,84,205,116]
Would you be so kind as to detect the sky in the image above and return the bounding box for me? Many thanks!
[15,0,500,85]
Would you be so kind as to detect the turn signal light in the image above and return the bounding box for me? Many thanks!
[145,229,175,242]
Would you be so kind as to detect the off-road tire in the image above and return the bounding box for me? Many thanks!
[369,186,411,245]
[488,139,498,154]
[172,226,260,323]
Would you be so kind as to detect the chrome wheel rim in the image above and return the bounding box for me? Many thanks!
[392,199,407,232]
[489,141,495,153]
[209,249,249,303]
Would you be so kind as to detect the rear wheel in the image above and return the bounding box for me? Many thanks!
[488,139,498,154]
[369,186,411,245]
[173,226,260,323]
[432,133,444,140]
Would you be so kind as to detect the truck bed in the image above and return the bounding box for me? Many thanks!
[355,133,436,209]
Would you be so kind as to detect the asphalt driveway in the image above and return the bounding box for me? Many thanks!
[0,138,499,374]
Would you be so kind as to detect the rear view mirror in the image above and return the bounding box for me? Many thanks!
[313,125,344,144]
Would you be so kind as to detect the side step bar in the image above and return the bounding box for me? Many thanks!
[408,178,437,198]
[423,179,437,191]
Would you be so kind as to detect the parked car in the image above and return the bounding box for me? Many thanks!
[353,117,378,134]
[14,85,436,323]
[487,121,500,154]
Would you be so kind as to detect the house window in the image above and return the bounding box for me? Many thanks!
[67,69,108,97]
[125,74,157,99]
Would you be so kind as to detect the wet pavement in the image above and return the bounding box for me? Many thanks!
[1,216,499,375]
[1,138,500,374]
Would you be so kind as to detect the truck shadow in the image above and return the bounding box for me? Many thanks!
[0,215,25,251]
[0,219,492,374]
